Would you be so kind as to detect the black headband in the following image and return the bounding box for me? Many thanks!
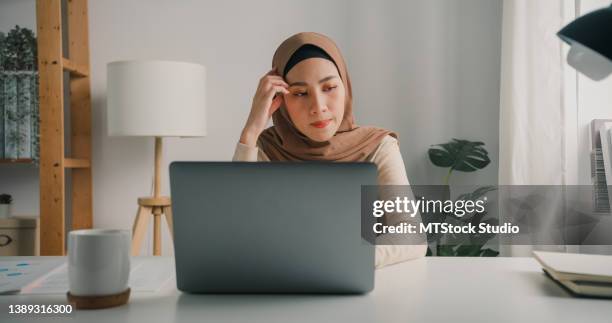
[283,44,339,78]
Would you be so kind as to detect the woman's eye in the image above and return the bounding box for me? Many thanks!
[293,92,307,97]
[323,85,337,92]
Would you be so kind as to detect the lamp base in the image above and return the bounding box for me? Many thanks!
[131,196,173,256]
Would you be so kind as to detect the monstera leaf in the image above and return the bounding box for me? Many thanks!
[428,139,490,184]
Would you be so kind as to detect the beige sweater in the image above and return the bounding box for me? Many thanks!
[232,135,427,269]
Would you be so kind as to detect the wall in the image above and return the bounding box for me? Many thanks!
[347,0,502,186]
[0,0,503,255]
[0,0,36,31]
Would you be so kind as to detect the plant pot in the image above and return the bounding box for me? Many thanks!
[0,204,11,218]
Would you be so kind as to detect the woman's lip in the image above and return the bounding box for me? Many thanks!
[310,119,332,128]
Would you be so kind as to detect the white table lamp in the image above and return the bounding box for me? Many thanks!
[107,60,206,255]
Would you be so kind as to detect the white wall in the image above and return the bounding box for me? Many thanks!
[0,0,36,31]
[0,0,503,255]
[347,0,502,186]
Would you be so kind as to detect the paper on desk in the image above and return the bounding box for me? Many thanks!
[0,259,65,294]
[20,257,174,294]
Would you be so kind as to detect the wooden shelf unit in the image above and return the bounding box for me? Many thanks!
[36,0,93,255]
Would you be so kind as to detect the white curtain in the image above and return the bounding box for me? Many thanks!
[498,0,577,256]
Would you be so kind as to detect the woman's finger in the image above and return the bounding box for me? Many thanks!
[255,85,288,109]
[258,77,287,91]
[263,74,288,86]
[266,85,290,98]
[255,79,286,98]
[266,76,286,84]
[260,69,279,84]
[267,80,289,91]
[262,80,289,93]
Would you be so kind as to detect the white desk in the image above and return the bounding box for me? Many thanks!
[0,256,610,322]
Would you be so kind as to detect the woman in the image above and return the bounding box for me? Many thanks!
[234,32,426,269]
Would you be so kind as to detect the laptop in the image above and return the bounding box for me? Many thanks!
[169,161,376,294]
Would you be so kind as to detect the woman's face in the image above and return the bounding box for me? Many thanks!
[283,58,345,142]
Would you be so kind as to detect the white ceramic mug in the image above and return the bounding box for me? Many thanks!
[68,229,130,296]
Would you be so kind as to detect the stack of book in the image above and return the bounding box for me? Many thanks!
[591,119,612,213]
[533,251,612,298]
[591,147,609,212]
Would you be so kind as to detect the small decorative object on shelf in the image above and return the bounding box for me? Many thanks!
[0,25,39,163]
[0,216,38,256]
[0,194,12,218]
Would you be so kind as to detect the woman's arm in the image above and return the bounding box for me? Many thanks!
[239,68,289,148]
[232,142,270,161]
[372,136,428,269]
[235,68,285,161]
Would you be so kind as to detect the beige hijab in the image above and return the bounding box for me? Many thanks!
[258,32,395,162]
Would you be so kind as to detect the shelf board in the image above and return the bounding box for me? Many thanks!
[64,158,90,169]
[62,58,88,77]
[0,158,34,164]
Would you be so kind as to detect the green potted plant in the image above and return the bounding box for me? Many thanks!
[425,138,499,257]
[1,25,37,71]
[0,25,39,161]
[0,194,12,218]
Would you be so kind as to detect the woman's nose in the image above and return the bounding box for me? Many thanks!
[310,92,328,115]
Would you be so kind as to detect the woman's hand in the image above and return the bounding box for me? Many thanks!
[240,68,289,147]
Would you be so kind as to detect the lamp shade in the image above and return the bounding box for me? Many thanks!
[557,5,612,81]
[107,60,206,137]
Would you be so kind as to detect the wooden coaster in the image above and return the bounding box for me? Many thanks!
[67,288,130,310]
